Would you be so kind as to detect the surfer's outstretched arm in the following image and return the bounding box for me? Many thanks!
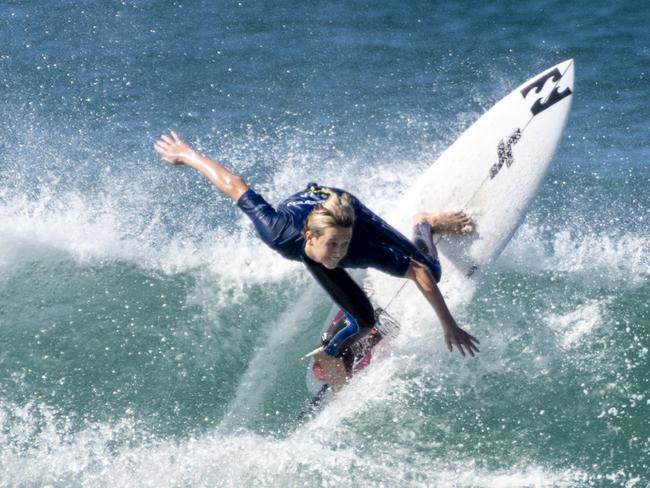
[154,131,249,202]
[405,261,480,357]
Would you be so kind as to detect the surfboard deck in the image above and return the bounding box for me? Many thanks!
[405,59,575,276]
[305,60,575,397]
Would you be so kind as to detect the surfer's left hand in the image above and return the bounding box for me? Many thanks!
[444,325,480,357]
[154,131,196,165]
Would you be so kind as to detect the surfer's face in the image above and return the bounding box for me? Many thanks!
[305,226,352,269]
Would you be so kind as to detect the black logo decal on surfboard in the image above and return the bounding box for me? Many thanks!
[489,128,522,179]
[520,68,572,116]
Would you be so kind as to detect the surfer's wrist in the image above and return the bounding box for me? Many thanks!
[440,319,458,332]
[179,148,203,166]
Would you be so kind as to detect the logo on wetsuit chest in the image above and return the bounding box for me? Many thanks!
[284,199,320,208]
[284,186,332,208]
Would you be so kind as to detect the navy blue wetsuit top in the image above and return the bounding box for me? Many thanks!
[236,183,441,281]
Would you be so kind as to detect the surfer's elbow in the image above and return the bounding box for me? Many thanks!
[406,261,436,290]
[223,174,249,201]
[404,262,416,281]
[405,261,424,282]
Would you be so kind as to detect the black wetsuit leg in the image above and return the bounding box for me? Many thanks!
[302,256,376,356]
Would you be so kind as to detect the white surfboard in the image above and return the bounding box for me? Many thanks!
[403,59,575,276]
[306,60,574,397]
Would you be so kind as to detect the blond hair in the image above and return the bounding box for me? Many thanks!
[304,192,355,237]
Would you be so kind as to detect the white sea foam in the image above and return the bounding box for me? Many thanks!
[0,398,594,488]
[544,298,611,349]
[219,283,323,427]
[0,188,303,300]
[498,222,649,284]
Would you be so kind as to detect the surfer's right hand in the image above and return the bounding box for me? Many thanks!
[154,131,196,165]
[444,323,480,357]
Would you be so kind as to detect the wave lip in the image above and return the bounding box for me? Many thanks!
[0,189,301,292]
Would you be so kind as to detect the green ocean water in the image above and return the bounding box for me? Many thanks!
[1,0,649,486]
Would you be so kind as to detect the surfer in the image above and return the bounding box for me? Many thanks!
[154,131,479,390]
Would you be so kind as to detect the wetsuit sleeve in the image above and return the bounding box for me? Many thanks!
[236,189,293,250]
[362,245,412,278]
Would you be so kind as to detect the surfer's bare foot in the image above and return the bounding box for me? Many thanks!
[412,211,474,235]
[314,351,348,392]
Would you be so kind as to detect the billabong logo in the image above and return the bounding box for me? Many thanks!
[520,67,572,116]
[489,128,522,179]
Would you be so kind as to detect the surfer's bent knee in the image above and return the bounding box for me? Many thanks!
[322,311,365,357]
